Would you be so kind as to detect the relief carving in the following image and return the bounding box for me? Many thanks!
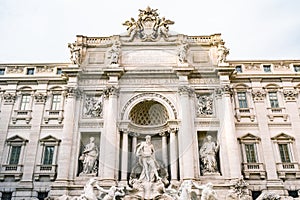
[84,95,103,118]
[3,92,16,104]
[252,89,266,101]
[34,93,47,103]
[196,94,213,116]
[283,89,298,101]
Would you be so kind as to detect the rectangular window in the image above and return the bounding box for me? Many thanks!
[237,92,248,108]
[0,68,5,75]
[20,94,31,110]
[269,92,279,108]
[263,65,271,72]
[235,65,242,73]
[9,146,21,165]
[2,192,13,200]
[26,68,35,75]
[245,144,257,163]
[278,144,291,163]
[51,94,61,110]
[56,68,62,75]
[294,65,300,72]
[43,146,54,165]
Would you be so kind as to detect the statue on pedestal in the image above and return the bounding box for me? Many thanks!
[68,43,81,65]
[199,135,219,174]
[79,137,99,175]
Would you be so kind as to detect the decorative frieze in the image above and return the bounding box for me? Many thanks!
[6,66,24,74]
[214,85,232,97]
[283,89,298,101]
[251,89,266,102]
[84,95,103,118]
[244,63,261,71]
[3,92,16,104]
[36,65,54,73]
[196,94,213,117]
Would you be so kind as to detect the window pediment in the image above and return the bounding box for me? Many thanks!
[6,135,28,145]
[271,133,294,142]
[39,135,61,145]
[239,133,261,143]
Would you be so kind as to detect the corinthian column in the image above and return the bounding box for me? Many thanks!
[178,86,196,179]
[121,130,129,181]
[99,86,119,180]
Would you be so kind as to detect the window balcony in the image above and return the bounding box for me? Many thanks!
[44,110,64,124]
[267,107,288,121]
[235,107,255,122]
[242,162,266,179]
[0,164,23,181]
[11,110,32,124]
[276,162,300,179]
[34,164,57,181]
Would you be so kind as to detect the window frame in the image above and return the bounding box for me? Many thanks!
[237,92,248,108]
[20,94,31,110]
[268,91,280,108]
[51,94,62,111]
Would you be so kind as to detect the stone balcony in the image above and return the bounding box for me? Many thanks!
[235,107,255,122]
[276,162,300,179]
[44,110,64,124]
[11,110,32,124]
[242,162,266,179]
[267,107,288,122]
[34,164,57,181]
[0,164,23,181]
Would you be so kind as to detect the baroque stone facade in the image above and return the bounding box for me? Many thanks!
[0,7,300,200]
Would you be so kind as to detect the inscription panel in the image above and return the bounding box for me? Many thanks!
[121,49,177,66]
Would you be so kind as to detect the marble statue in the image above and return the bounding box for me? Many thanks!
[136,135,162,182]
[68,43,81,65]
[199,135,219,174]
[194,182,218,200]
[217,43,229,64]
[108,41,121,64]
[178,180,194,200]
[226,176,251,200]
[98,185,125,200]
[79,137,99,175]
[178,43,189,64]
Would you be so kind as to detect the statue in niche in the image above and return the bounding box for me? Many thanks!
[194,182,218,200]
[85,96,103,118]
[68,42,81,65]
[108,41,121,65]
[136,135,162,182]
[197,95,213,116]
[79,137,99,175]
[199,135,220,174]
[217,43,229,64]
[178,43,189,64]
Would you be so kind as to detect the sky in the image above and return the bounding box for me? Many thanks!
[0,0,300,63]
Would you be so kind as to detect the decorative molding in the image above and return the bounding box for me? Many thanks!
[6,66,24,74]
[178,86,194,97]
[34,92,47,103]
[103,86,119,98]
[83,95,103,118]
[3,92,16,104]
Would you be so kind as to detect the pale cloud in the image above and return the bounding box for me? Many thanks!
[0,0,299,62]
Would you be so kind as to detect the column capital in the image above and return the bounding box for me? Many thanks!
[103,85,119,98]
[34,92,47,104]
[251,89,266,102]
[215,84,233,97]
[178,86,194,97]
[129,132,140,137]
[65,87,81,98]
[3,92,16,104]
[283,89,298,101]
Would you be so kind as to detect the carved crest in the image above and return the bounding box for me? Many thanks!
[123,6,174,42]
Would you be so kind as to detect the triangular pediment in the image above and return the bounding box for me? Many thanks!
[239,133,260,142]
[6,135,28,144]
[271,133,294,141]
[40,135,61,144]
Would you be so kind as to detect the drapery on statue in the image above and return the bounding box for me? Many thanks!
[199,135,220,174]
[136,135,162,182]
[178,43,189,64]
[217,43,229,64]
[194,182,218,200]
[108,41,121,64]
[79,137,99,175]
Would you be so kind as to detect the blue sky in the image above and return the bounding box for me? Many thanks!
[0,0,299,63]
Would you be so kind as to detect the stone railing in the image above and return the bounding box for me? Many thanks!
[187,34,221,44]
[267,107,288,122]
[0,164,23,181]
[242,162,266,179]
[235,107,255,122]
[276,162,300,179]
[11,110,32,124]
[86,37,112,45]
[34,164,57,181]
[44,110,64,124]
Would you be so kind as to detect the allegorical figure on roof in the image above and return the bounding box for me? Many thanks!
[108,41,121,64]
[68,42,81,64]
[217,43,229,64]
[178,43,189,63]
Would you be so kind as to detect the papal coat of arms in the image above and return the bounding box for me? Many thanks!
[123,6,174,42]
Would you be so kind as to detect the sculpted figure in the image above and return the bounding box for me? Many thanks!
[178,180,193,200]
[178,43,189,63]
[68,43,81,64]
[217,43,229,64]
[79,178,103,200]
[199,135,219,173]
[79,137,99,175]
[136,135,161,182]
[256,192,281,200]
[194,182,218,200]
[99,186,125,200]
[108,41,121,64]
